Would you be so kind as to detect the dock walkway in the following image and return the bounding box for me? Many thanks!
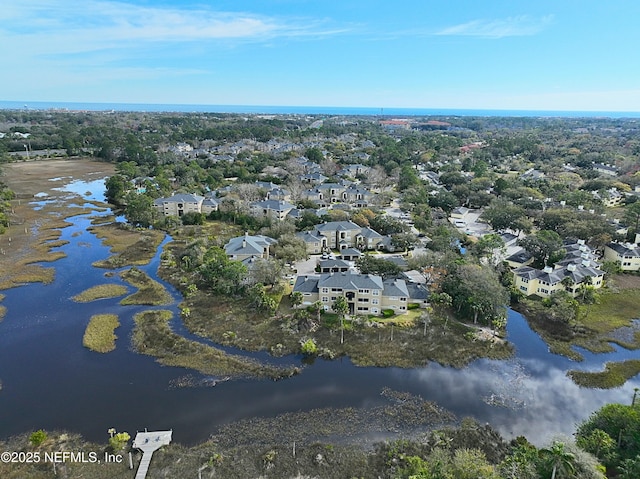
[132,430,172,479]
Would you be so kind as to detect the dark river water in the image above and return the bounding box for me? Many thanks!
[1,179,639,447]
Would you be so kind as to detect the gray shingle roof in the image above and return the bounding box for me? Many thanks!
[293,275,320,293]
[318,271,383,290]
[224,234,277,257]
[382,278,410,297]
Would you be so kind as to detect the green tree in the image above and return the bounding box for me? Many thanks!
[290,291,303,309]
[576,429,616,465]
[124,192,156,227]
[29,430,48,447]
[618,456,640,479]
[576,402,640,468]
[109,431,130,451]
[247,258,285,286]
[623,201,640,235]
[272,234,308,263]
[481,199,528,233]
[442,264,508,325]
[300,338,318,356]
[472,233,505,264]
[105,174,128,205]
[199,247,248,295]
[518,230,564,267]
[356,254,402,278]
[539,441,576,479]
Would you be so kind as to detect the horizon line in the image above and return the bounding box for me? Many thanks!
[1,100,640,118]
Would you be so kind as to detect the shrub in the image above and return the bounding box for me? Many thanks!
[382,309,395,318]
[29,430,48,447]
[300,338,318,356]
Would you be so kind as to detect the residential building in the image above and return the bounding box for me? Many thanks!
[224,233,277,262]
[603,242,640,271]
[153,193,204,217]
[313,221,363,250]
[592,163,619,177]
[249,199,297,221]
[292,271,414,315]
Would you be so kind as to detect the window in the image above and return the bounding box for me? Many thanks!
[372,290,379,296]
[321,288,328,293]
[358,289,370,294]
[331,288,342,292]
[520,286,527,292]
[322,297,328,302]
[358,298,369,303]
[371,308,379,314]
[331,296,336,301]
[521,278,529,283]
[357,307,368,312]
[372,299,379,305]
[400,297,406,302]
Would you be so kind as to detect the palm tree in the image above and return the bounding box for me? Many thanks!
[332,296,349,345]
[540,441,576,479]
[580,276,593,301]
[290,291,303,309]
[561,276,575,294]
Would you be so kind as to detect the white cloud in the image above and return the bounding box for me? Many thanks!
[436,15,553,39]
[2,0,345,56]
[406,358,640,446]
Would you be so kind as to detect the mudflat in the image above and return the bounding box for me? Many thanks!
[0,158,115,288]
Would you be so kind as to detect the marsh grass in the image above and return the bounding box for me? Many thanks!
[72,284,128,303]
[183,291,513,368]
[89,223,164,268]
[82,314,120,353]
[132,310,295,379]
[0,265,55,290]
[568,359,640,388]
[517,276,640,362]
[120,267,172,305]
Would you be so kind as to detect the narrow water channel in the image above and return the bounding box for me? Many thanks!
[0,178,638,447]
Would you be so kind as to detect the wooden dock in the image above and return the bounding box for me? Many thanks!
[132,429,172,479]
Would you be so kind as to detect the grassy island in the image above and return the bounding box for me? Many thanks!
[132,309,296,379]
[90,222,164,268]
[568,359,640,388]
[71,284,128,302]
[120,267,172,305]
[82,314,120,353]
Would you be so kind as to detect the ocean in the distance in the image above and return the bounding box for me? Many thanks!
[1,100,639,118]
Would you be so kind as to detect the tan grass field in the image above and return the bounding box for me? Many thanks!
[0,159,114,290]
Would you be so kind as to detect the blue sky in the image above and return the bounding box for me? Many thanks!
[2,0,640,111]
